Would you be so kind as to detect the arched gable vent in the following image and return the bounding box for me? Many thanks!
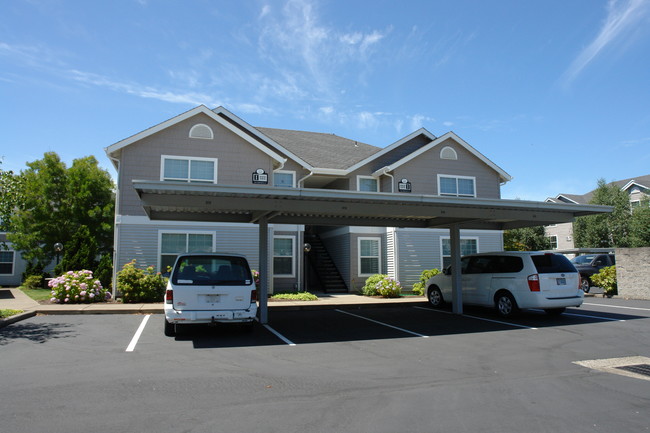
[189,123,214,140]
[440,146,458,160]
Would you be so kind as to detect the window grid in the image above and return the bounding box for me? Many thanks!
[273,236,295,277]
[438,175,476,197]
[358,237,381,276]
[161,156,217,183]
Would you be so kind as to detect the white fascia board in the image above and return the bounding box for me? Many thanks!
[554,194,579,204]
[310,168,349,176]
[347,128,437,175]
[104,105,287,166]
[621,180,649,192]
[375,131,512,183]
[213,106,313,170]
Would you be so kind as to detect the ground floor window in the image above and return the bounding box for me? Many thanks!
[273,236,295,277]
[159,232,214,272]
[441,237,478,268]
[359,237,381,276]
[548,235,558,250]
[0,250,14,275]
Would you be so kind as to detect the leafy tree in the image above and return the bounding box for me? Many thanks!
[54,225,98,275]
[504,226,551,251]
[0,161,24,233]
[629,198,650,247]
[7,152,115,274]
[574,179,633,248]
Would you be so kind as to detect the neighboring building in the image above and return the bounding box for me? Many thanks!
[0,232,26,286]
[105,105,512,293]
[545,175,650,252]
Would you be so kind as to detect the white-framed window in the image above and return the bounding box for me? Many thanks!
[548,235,558,250]
[357,176,379,192]
[0,250,15,275]
[273,236,295,277]
[440,146,458,160]
[274,170,296,188]
[188,123,214,140]
[358,237,381,276]
[159,231,215,272]
[440,237,478,268]
[161,155,218,183]
[438,174,476,197]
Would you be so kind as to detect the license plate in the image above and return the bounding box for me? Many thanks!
[204,295,221,303]
[556,278,566,286]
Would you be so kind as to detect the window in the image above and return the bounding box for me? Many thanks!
[548,235,558,250]
[189,124,214,139]
[438,175,476,197]
[441,237,478,268]
[274,171,295,188]
[440,146,458,160]
[0,250,14,275]
[358,237,381,276]
[160,232,214,272]
[273,236,295,277]
[161,156,217,183]
[357,176,379,192]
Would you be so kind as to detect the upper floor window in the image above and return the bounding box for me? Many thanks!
[440,146,458,160]
[357,176,379,192]
[161,155,217,183]
[548,235,558,250]
[189,124,214,139]
[274,171,296,188]
[438,175,475,197]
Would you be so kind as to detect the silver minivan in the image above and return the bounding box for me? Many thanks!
[164,253,258,336]
[425,251,583,317]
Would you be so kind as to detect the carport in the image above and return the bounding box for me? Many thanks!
[133,181,611,324]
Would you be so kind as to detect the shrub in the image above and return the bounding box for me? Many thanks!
[375,276,402,298]
[48,270,111,304]
[117,260,167,303]
[23,274,44,290]
[94,253,113,291]
[412,268,441,296]
[251,269,260,289]
[590,265,617,297]
[270,292,318,301]
[361,274,388,296]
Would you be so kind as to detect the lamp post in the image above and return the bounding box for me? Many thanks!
[303,242,311,292]
[54,242,63,266]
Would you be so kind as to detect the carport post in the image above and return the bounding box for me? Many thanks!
[258,217,269,324]
[450,224,463,315]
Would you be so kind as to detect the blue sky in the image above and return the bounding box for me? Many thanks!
[2,0,649,201]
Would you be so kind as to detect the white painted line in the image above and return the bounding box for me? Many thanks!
[126,315,151,352]
[413,306,537,330]
[335,309,429,338]
[584,302,650,312]
[564,312,625,322]
[262,324,296,346]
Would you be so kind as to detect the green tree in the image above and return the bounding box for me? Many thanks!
[7,152,115,273]
[629,198,650,247]
[574,179,632,248]
[0,161,24,233]
[54,225,98,275]
[503,226,551,251]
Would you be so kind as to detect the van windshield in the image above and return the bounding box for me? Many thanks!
[172,255,253,286]
[531,254,576,274]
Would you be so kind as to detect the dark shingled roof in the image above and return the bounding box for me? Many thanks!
[553,174,650,204]
[255,127,382,170]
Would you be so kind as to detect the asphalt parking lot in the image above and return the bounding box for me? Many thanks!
[2,298,649,433]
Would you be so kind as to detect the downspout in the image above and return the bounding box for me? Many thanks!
[297,169,314,188]
[379,166,395,193]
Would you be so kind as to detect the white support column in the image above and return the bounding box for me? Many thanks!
[450,224,463,315]
[258,217,269,324]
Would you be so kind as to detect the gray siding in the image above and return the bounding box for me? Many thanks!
[0,242,27,286]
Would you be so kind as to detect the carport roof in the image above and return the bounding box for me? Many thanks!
[134,181,611,230]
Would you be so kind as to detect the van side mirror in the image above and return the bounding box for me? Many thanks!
[443,267,451,275]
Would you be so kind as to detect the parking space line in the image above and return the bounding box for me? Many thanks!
[126,314,151,352]
[261,323,296,346]
[583,303,650,312]
[563,312,625,322]
[413,306,537,330]
[335,309,429,338]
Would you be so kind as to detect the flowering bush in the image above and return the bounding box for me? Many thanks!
[361,274,388,296]
[251,269,260,289]
[374,276,402,298]
[117,260,167,303]
[412,268,441,296]
[48,270,111,304]
[590,265,617,297]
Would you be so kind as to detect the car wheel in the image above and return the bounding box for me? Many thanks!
[580,278,590,293]
[495,292,518,318]
[164,319,176,337]
[544,307,566,316]
[427,286,444,308]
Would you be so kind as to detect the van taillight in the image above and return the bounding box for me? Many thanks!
[166,289,173,304]
[250,289,257,303]
[527,274,540,292]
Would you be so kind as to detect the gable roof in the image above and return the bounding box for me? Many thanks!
[548,174,650,204]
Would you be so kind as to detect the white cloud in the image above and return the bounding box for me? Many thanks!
[562,0,650,85]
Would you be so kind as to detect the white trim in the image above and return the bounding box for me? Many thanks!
[273,170,296,188]
[188,123,214,140]
[358,236,381,277]
[440,146,458,160]
[621,180,650,192]
[273,235,295,278]
[357,175,379,192]
[438,174,476,197]
[0,249,15,276]
[548,234,558,250]
[157,230,216,271]
[160,155,218,184]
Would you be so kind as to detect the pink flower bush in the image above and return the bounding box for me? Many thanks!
[49,270,111,304]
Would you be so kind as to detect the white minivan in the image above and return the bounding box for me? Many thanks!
[425,251,583,317]
[164,253,258,336]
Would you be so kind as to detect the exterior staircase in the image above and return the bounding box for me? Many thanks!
[304,233,348,293]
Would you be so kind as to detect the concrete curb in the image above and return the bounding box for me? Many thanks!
[0,311,37,329]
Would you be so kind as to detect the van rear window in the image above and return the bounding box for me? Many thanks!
[531,254,576,274]
[172,255,253,285]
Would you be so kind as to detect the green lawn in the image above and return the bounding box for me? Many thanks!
[0,309,23,319]
[20,287,52,302]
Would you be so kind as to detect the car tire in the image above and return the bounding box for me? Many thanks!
[580,278,590,293]
[427,286,444,308]
[495,291,518,318]
[544,307,566,316]
[164,319,176,337]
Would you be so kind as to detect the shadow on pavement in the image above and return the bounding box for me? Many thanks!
[0,321,76,345]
